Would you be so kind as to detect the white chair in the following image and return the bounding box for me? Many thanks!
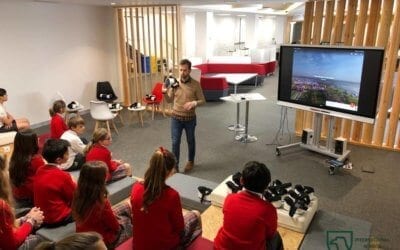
[89,100,119,136]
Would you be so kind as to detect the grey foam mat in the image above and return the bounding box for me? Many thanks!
[37,222,76,242]
[167,173,218,212]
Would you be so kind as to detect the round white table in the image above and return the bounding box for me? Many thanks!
[128,106,146,127]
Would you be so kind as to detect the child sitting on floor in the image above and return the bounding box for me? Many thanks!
[9,129,45,207]
[60,116,86,171]
[130,147,202,250]
[0,88,30,132]
[214,161,281,250]
[72,161,132,248]
[0,155,44,250]
[33,139,76,227]
[85,128,132,182]
[49,99,67,139]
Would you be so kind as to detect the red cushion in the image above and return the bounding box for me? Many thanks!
[187,236,214,250]
[115,236,213,250]
[193,64,209,74]
[267,61,276,74]
[198,63,266,75]
[200,77,229,90]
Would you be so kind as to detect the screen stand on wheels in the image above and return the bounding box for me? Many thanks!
[276,113,351,174]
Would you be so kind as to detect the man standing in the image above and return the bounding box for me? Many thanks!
[162,59,205,173]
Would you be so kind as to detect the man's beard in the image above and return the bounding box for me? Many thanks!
[180,75,190,82]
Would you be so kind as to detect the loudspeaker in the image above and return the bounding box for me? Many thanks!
[301,129,314,145]
[334,137,347,155]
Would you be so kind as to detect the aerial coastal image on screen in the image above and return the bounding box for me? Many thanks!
[290,48,364,111]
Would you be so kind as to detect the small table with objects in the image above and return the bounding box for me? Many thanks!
[128,106,146,127]
[208,73,258,132]
[65,104,84,123]
[110,106,124,126]
[221,93,266,143]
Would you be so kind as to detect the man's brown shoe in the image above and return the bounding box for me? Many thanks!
[184,161,194,173]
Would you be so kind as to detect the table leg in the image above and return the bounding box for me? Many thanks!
[129,110,145,127]
[118,111,124,125]
[235,101,257,143]
[228,103,245,132]
[111,110,124,126]
[228,84,245,131]
[138,111,144,127]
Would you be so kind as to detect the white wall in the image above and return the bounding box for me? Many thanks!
[213,15,237,56]
[194,11,207,62]
[274,16,286,45]
[0,2,119,127]
[184,10,286,60]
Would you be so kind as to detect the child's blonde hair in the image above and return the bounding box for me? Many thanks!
[67,116,85,129]
[85,128,109,154]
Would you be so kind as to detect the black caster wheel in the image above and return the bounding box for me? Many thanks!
[328,166,336,175]
[276,149,281,156]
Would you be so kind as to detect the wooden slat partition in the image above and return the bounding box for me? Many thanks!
[351,0,370,142]
[383,1,400,148]
[117,9,130,106]
[313,1,324,45]
[129,8,139,103]
[322,0,334,43]
[171,6,176,70]
[295,0,400,152]
[374,0,399,146]
[284,16,293,44]
[341,0,358,139]
[141,7,148,96]
[146,7,152,91]
[303,1,315,130]
[115,5,180,108]
[362,0,382,144]
[331,0,346,138]
[331,0,346,45]
[295,1,315,133]
[320,0,335,138]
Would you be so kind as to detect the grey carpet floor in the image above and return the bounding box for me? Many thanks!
[301,209,372,250]
[35,74,399,249]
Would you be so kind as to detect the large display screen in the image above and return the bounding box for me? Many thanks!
[278,44,384,123]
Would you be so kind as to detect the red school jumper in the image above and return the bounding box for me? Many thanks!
[0,199,33,250]
[12,154,45,201]
[50,113,68,139]
[75,199,120,245]
[214,191,278,250]
[130,182,184,250]
[86,144,118,181]
[33,164,76,224]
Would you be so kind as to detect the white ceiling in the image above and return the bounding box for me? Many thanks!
[29,0,305,16]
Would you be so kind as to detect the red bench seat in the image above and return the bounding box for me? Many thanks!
[194,61,276,101]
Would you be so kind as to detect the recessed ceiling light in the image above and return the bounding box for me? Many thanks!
[110,2,116,5]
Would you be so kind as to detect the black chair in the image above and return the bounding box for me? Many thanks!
[96,81,118,103]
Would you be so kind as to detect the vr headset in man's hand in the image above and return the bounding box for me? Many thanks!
[164,75,179,88]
